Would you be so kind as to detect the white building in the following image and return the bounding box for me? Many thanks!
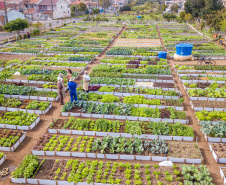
[19,0,70,20]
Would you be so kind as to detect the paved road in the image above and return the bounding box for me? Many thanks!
[0,17,82,43]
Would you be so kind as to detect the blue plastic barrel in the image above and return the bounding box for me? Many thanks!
[158,51,167,59]
[137,16,141,19]
[176,43,193,56]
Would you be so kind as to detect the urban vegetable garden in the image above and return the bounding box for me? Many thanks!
[0,16,225,185]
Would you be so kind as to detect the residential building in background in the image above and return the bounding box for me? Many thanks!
[19,0,70,21]
[0,0,25,26]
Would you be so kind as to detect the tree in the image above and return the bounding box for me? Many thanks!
[170,4,180,13]
[179,11,186,22]
[161,4,167,11]
[120,5,131,11]
[163,13,177,22]
[184,13,193,22]
[77,2,87,11]
[205,10,223,32]
[3,18,29,35]
[93,8,100,14]
[71,5,76,12]
[219,9,226,33]
[184,0,205,17]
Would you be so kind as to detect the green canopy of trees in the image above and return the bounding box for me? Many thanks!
[120,5,131,11]
[3,18,29,35]
[77,2,88,11]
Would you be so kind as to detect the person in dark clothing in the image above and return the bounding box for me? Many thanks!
[68,77,77,102]
[66,69,73,83]
[57,78,64,105]
[27,32,30,39]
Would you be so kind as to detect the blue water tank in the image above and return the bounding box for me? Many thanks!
[176,43,193,56]
[158,51,167,59]
[137,16,141,19]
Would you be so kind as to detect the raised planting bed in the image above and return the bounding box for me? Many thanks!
[11,155,214,185]
[185,88,226,101]
[32,135,202,163]
[0,84,59,101]
[0,129,25,152]
[48,117,194,141]
[195,110,226,124]
[78,86,180,99]
[179,78,225,84]
[88,82,177,89]
[199,121,226,143]
[183,82,225,90]
[0,152,6,166]
[89,77,174,86]
[0,111,40,130]
[61,102,189,124]
[0,65,80,83]
[174,64,226,72]
[90,72,174,82]
[32,55,94,63]
[0,80,68,93]
[179,74,226,82]
[209,143,226,163]
[77,92,184,111]
[220,167,226,184]
[190,100,226,112]
[100,59,168,65]
[91,64,172,75]
[0,97,52,114]
[8,60,88,69]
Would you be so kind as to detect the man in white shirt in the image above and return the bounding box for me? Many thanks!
[83,71,90,93]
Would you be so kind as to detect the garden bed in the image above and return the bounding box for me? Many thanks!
[31,135,202,163]
[0,111,40,130]
[220,167,226,184]
[0,81,68,92]
[0,152,6,166]
[0,98,52,115]
[199,121,226,143]
[11,155,214,185]
[209,143,226,163]
[0,129,25,152]
[48,118,194,141]
[61,102,189,124]
[190,100,226,111]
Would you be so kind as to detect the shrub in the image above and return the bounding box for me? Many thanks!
[32,29,40,36]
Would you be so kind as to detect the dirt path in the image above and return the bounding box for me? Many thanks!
[0,26,126,185]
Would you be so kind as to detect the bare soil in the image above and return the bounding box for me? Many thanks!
[192,100,226,108]
[0,54,33,61]
[211,143,226,158]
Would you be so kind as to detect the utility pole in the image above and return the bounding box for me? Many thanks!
[51,0,53,19]
[3,0,8,23]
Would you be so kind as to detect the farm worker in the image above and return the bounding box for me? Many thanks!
[68,77,77,102]
[82,71,90,93]
[57,73,66,98]
[66,69,73,82]
[27,32,30,39]
[57,78,64,105]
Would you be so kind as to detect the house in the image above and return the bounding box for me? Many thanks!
[71,0,98,10]
[223,0,226,7]
[0,10,25,26]
[19,0,70,21]
[37,0,70,20]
